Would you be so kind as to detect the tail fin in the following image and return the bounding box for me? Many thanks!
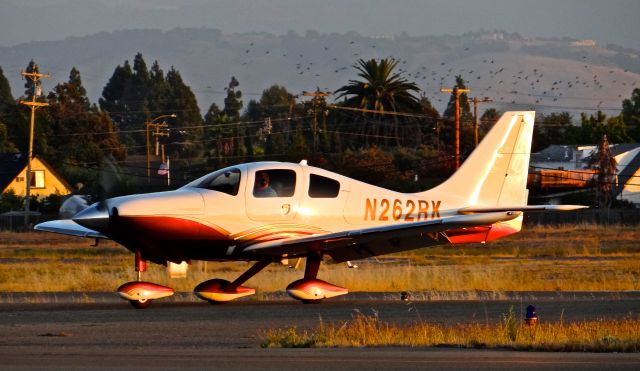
[426,111,535,207]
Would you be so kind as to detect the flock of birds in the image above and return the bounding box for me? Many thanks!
[197,34,640,116]
[2,31,637,120]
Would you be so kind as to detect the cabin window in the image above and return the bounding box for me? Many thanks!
[193,168,241,196]
[30,170,45,188]
[308,174,340,198]
[253,169,296,198]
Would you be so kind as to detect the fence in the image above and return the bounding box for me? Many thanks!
[0,212,57,231]
[524,208,640,226]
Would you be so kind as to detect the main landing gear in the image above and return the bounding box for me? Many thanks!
[286,252,348,303]
[194,253,348,304]
[194,260,271,303]
[116,251,174,309]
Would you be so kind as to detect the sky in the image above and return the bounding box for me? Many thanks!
[1,0,640,50]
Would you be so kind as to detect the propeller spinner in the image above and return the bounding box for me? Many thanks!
[72,202,111,233]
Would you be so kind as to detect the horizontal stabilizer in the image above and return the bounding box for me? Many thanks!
[34,219,109,239]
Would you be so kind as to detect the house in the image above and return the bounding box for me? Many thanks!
[528,145,597,190]
[529,144,640,205]
[0,153,74,199]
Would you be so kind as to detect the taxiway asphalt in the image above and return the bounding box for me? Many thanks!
[0,293,639,370]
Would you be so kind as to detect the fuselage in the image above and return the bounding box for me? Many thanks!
[70,112,545,265]
[83,160,514,264]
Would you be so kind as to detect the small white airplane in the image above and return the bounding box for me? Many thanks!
[36,111,584,308]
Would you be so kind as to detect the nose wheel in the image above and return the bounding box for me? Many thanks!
[129,298,152,309]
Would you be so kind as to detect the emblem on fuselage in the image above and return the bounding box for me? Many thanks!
[281,204,291,216]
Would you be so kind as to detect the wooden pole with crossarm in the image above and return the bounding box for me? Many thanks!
[19,69,50,226]
[303,90,330,157]
[440,87,470,169]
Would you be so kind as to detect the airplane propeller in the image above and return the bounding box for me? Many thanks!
[71,154,122,233]
[97,154,122,213]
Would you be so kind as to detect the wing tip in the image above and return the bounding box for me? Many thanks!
[34,219,108,239]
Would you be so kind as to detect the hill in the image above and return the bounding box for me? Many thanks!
[1,28,639,118]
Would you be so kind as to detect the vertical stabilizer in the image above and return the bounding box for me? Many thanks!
[426,111,535,207]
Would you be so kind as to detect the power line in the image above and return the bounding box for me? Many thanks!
[44,116,311,138]
[328,105,438,119]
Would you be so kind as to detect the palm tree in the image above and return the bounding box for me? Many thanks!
[335,58,422,146]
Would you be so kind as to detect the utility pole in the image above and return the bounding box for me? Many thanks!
[145,114,176,184]
[303,90,330,157]
[470,96,493,146]
[440,87,470,169]
[153,122,169,157]
[435,119,441,152]
[19,68,50,226]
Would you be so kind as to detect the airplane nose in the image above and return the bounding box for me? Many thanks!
[72,202,110,233]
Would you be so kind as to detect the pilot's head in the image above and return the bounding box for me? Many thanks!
[256,171,270,189]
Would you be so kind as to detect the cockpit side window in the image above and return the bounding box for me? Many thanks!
[308,174,340,198]
[253,169,296,198]
[191,168,241,195]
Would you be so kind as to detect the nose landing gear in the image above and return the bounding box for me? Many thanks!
[117,251,175,309]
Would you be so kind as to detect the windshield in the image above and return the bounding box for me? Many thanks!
[182,167,241,196]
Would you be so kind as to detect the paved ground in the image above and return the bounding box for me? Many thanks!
[0,293,639,370]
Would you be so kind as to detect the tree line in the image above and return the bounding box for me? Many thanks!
[1,53,640,203]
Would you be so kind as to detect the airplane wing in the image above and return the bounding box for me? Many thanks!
[34,219,109,239]
[243,211,519,263]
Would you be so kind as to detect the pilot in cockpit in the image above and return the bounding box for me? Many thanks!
[253,171,277,197]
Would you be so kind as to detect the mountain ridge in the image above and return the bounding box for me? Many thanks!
[1,28,638,117]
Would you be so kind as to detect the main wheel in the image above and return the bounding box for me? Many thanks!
[129,298,152,309]
[206,299,228,305]
[301,299,322,304]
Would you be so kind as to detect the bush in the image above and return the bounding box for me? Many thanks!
[0,190,23,212]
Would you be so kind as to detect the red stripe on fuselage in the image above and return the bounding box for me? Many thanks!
[111,217,324,261]
[115,216,230,242]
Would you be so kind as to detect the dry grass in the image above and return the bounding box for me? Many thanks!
[254,257,640,292]
[260,313,640,351]
[0,224,639,292]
